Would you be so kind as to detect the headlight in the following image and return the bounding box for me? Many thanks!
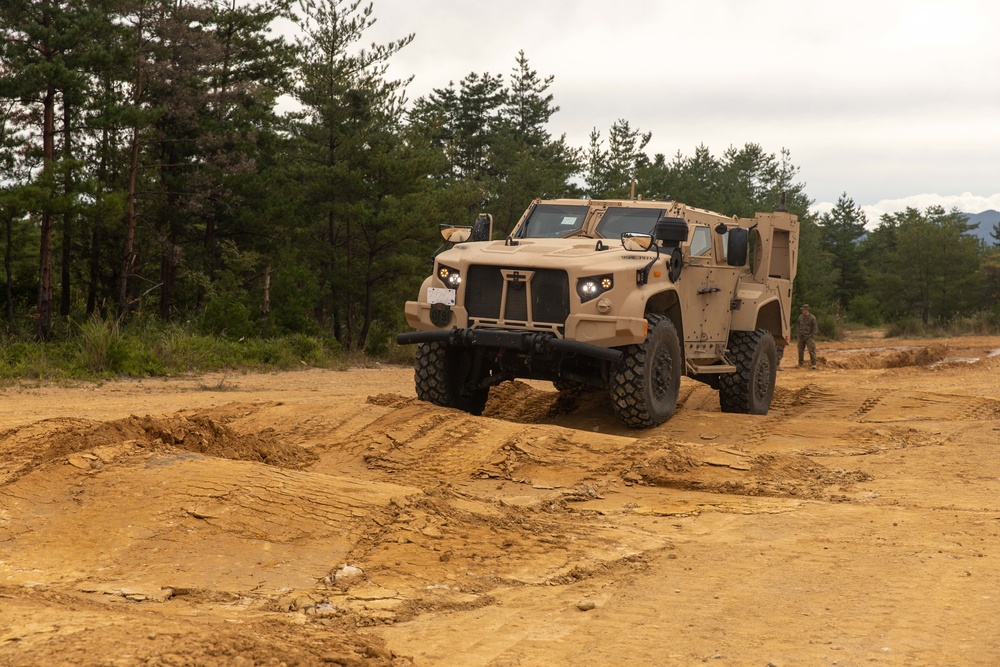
[437,264,461,288]
[576,274,613,302]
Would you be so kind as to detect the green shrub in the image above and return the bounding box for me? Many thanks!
[816,311,842,340]
[0,341,73,380]
[77,315,121,373]
[379,339,416,365]
[287,333,323,363]
[885,317,927,338]
[848,295,882,327]
[364,321,393,357]
[269,261,321,334]
[199,295,254,339]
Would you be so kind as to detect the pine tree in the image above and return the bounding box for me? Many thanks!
[863,206,981,324]
[585,119,650,199]
[292,0,427,347]
[818,192,868,309]
[487,52,580,235]
[0,0,89,337]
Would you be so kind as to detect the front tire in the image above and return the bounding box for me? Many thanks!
[718,329,777,414]
[414,342,489,415]
[609,315,682,428]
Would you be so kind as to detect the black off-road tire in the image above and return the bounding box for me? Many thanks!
[553,378,585,392]
[718,329,777,414]
[414,342,489,415]
[609,314,682,428]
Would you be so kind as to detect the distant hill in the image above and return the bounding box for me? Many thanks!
[963,210,1000,244]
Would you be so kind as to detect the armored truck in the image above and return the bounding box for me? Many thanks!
[396,198,799,427]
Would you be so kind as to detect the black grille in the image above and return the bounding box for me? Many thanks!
[466,265,569,326]
[467,265,504,319]
[531,269,570,323]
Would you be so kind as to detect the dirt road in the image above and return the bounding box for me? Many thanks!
[2,334,999,666]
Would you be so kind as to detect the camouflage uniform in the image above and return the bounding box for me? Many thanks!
[797,305,818,369]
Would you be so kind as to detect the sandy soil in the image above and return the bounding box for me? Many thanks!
[2,333,999,666]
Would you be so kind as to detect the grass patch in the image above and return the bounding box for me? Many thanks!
[0,318,360,382]
[884,309,1000,338]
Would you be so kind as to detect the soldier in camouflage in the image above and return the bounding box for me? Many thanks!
[797,304,818,369]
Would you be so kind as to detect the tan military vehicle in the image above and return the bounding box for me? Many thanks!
[396,198,799,427]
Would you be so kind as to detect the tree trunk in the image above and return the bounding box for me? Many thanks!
[119,2,145,317]
[159,225,178,320]
[87,227,99,316]
[89,106,111,317]
[37,81,56,340]
[328,208,340,342]
[4,208,13,323]
[344,216,353,346]
[262,262,270,316]
[359,271,374,352]
[60,100,73,317]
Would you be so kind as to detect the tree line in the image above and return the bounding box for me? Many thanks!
[2,0,997,351]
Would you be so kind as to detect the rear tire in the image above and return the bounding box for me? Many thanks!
[609,315,682,428]
[718,329,777,414]
[414,342,489,415]
[553,378,586,392]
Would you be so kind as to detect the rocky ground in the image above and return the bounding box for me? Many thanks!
[1,333,999,666]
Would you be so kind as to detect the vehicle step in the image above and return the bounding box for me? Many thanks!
[686,361,737,374]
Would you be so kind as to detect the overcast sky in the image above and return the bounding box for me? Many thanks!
[357,0,1000,222]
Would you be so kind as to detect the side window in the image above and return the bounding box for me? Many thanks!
[689,226,712,256]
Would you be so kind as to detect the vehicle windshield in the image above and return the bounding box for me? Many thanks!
[595,208,665,239]
[518,204,590,238]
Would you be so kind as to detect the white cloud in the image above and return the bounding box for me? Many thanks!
[811,193,1000,226]
[335,1,1000,210]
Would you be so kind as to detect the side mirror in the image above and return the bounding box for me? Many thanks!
[470,213,493,241]
[727,227,749,266]
[440,226,472,243]
[621,232,654,252]
[655,217,688,245]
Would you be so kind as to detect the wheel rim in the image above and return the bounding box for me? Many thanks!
[650,346,674,404]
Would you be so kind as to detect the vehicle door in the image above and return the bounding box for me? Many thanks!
[677,225,741,359]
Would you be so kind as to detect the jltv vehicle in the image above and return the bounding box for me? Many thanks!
[396,198,799,427]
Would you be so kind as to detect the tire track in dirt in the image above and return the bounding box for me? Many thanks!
[360,404,633,495]
[0,448,416,596]
[961,396,1000,421]
[849,390,886,422]
[357,406,497,485]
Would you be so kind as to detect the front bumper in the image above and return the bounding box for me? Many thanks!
[395,327,623,364]
[403,300,647,348]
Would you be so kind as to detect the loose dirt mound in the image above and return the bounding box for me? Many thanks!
[0,409,317,484]
[825,343,948,369]
[482,380,605,423]
[624,439,871,501]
